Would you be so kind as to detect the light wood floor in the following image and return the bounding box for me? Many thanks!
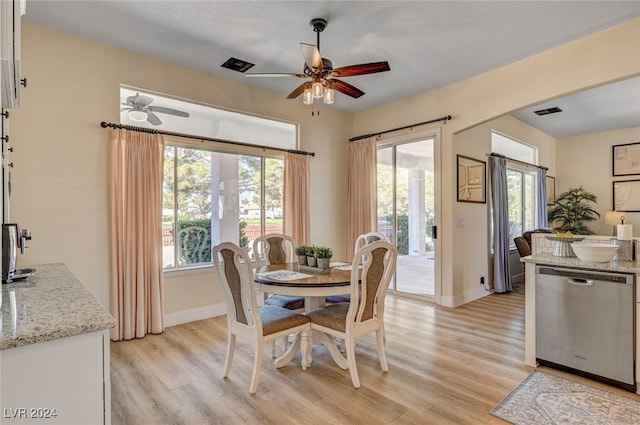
[109,285,634,424]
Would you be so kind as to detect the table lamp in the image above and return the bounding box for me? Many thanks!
[603,211,626,236]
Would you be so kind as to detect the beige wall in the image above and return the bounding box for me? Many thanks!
[450,115,556,305]
[557,126,640,237]
[353,17,640,306]
[9,23,352,318]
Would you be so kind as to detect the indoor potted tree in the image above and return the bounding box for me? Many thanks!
[547,186,600,235]
[314,246,333,269]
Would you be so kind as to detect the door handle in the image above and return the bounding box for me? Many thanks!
[568,278,593,286]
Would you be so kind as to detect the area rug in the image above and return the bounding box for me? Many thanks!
[491,371,640,424]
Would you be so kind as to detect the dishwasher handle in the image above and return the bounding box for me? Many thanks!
[568,278,593,286]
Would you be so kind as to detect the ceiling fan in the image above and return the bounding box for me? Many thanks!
[246,18,390,105]
[121,93,190,125]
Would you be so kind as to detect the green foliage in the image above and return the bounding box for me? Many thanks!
[305,245,316,257]
[239,220,249,249]
[177,219,211,264]
[176,218,249,265]
[295,245,308,256]
[313,246,333,258]
[547,186,600,235]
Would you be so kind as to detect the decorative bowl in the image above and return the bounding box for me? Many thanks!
[571,243,619,263]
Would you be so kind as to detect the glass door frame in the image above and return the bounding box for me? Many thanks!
[376,129,441,303]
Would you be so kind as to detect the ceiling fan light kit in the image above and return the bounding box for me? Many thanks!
[246,17,389,110]
[128,109,148,122]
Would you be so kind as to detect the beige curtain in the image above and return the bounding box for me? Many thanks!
[283,153,310,245]
[109,129,165,341]
[347,137,378,260]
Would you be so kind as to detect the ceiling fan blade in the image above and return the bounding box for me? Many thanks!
[146,111,163,126]
[300,42,322,72]
[148,106,189,117]
[126,93,154,106]
[245,72,306,78]
[331,61,390,77]
[331,79,365,98]
[287,82,310,99]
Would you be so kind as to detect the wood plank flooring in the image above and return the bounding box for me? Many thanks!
[109,285,634,424]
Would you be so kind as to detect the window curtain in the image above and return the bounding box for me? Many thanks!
[535,167,548,229]
[109,129,165,341]
[284,152,310,245]
[347,137,378,261]
[489,155,512,293]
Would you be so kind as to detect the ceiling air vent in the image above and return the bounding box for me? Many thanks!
[534,106,563,116]
[221,57,254,73]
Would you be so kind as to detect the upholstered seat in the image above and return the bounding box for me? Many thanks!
[212,242,311,394]
[253,233,305,355]
[264,294,305,310]
[307,240,398,388]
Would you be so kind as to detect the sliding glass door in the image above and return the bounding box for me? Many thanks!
[377,136,437,298]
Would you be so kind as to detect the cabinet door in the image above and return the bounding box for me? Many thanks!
[0,331,108,424]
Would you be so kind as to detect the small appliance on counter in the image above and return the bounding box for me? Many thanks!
[2,223,35,283]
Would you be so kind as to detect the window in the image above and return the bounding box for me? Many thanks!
[506,168,535,247]
[163,143,284,269]
[491,132,537,248]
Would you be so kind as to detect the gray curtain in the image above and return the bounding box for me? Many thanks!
[535,168,548,229]
[489,155,511,293]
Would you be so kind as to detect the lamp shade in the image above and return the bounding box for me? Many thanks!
[603,211,625,225]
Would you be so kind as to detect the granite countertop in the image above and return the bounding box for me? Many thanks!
[0,263,116,350]
[522,254,640,274]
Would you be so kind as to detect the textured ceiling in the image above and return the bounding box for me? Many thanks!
[24,1,640,136]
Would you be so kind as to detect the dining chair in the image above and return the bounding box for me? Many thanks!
[325,231,390,304]
[253,233,305,310]
[306,239,398,388]
[212,242,311,394]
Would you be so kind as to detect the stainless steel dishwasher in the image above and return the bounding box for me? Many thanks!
[535,265,635,391]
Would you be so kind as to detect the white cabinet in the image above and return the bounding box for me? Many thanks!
[0,330,111,425]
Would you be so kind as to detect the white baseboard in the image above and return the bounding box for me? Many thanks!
[164,303,226,327]
[441,286,491,308]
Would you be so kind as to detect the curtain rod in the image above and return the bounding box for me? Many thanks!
[99,122,315,157]
[489,152,548,170]
[348,115,452,142]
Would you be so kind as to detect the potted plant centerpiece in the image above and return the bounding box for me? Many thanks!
[295,245,308,266]
[314,246,333,269]
[306,245,317,267]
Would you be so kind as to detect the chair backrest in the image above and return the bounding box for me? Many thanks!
[354,231,390,255]
[514,236,531,257]
[348,240,398,327]
[523,228,553,248]
[252,233,296,266]
[212,242,260,331]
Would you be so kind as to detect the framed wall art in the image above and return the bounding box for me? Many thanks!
[546,176,556,205]
[612,142,640,176]
[613,179,640,212]
[457,154,486,203]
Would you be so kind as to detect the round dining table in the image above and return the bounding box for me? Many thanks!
[253,262,352,369]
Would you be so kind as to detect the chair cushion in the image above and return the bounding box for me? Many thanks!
[259,306,310,336]
[265,294,305,310]
[306,302,350,332]
[325,294,351,304]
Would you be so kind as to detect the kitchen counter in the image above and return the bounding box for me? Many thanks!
[521,253,640,274]
[0,262,115,350]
